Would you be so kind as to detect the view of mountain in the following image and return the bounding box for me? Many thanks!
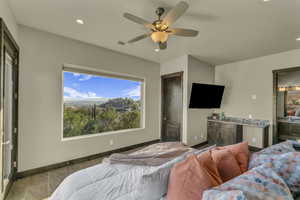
[63,71,142,138]
[64,98,108,106]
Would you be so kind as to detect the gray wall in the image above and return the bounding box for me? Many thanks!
[187,56,214,146]
[18,25,160,172]
[160,55,214,146]
[215,48,300,144]
[0,0,18,41]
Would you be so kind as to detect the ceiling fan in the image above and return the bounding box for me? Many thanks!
[119,1,199,50]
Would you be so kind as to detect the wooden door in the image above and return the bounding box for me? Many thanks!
[0,18,19,198]
[161,72,183,142]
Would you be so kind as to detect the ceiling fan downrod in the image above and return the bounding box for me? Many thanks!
[155,7,165,20]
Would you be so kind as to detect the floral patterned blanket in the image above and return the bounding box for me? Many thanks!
[203,141,300,200]
[203,164,293,200]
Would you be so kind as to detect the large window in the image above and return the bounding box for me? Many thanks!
[63,69,143,138]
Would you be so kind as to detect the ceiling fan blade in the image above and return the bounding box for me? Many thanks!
[169,28,198,37]
[127,33,150,44]
[162,1,189,26]
[118,41,126,45]
[159,42,167,50]
[123,13,153,29]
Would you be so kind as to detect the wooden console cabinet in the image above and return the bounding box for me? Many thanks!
[207,121,243,146]
[278,121,300,141]
[207,118,269,149]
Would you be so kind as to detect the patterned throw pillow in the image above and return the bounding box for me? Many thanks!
[202,165,293,200]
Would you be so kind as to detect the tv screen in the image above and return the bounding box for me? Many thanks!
[189,83,225,109]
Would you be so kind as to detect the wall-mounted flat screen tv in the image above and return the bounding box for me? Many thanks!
[189,83,225,109]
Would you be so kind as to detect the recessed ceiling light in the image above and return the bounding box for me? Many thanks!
[76,19,84,25]
[297,37,300,41]
[154,48,160,52]
[263,0,271,2]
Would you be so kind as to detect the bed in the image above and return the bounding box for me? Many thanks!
[50,141,300,200]
[49,143,213,200]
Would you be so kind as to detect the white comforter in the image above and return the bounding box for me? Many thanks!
[50,146,214,200]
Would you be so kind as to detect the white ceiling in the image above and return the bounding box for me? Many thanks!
[9,0,300,65]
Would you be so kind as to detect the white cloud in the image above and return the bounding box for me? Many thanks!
[64,87,100,99]
[123,85,141,98]
[79,74,93,81]
[72,73,81,77]
[71,72,93,81]
[87,92,97,97]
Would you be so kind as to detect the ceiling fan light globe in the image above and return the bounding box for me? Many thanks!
[151,32,168,43]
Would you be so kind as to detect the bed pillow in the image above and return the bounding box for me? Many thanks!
[197,150,223,185]
[166,155,221,200]
[224,142,249,172]
[211,148,242,182]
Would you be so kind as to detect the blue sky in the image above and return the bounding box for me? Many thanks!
[64,71,141,100]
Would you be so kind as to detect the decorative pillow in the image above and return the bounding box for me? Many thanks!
[211,148,242,182]
[223,142,249,172]
[166,155,221,200]
[197,150,223,185]
[203,165,293,200]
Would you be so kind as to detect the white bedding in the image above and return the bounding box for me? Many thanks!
[49,145,215,200]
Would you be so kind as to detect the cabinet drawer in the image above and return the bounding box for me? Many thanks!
[278,122,290,135]
[208,121,221,128]
[290,124,300,136]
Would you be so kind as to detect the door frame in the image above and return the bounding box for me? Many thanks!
[161,71,183,142]
[0,18,19,199]
[272,66,300,145]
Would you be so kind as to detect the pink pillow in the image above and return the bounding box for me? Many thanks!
[197,150,223,185]
[224,142,250,173]
[167,154,221,200]
[211,148,242,182]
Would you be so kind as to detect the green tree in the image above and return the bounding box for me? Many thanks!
[118,110,140,130]
[63,98,141,137]
[98,107,119,131]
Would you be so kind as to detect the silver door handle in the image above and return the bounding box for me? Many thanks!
[2,141,10,145]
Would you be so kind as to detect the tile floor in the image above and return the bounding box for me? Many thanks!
[6,158,103,200]
[6,146,145,200]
